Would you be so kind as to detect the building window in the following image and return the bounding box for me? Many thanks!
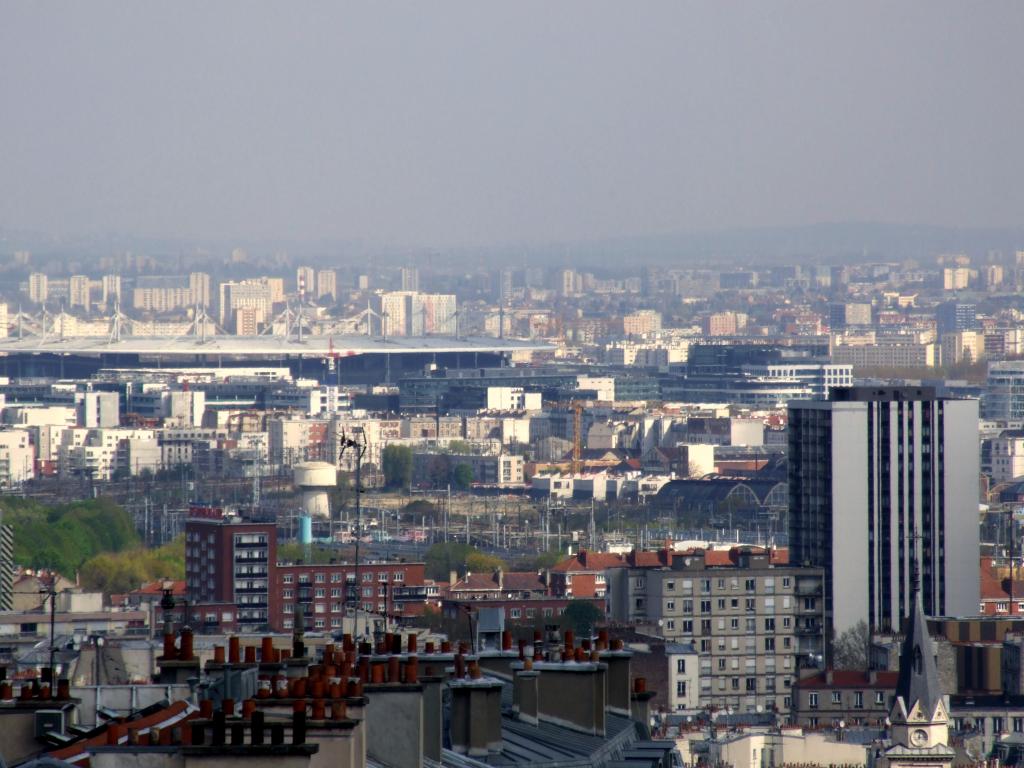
[764,638,775,651]
[831,691,841,704]
[745,678,756,692]
[809,692,819,709]
[1013,717,1024,733]
[854,691,864,709]
[510,608,521,619]
[677,659,686,674]
[283,574,294,584]
[315,573,325,583]
[875,691,885,705]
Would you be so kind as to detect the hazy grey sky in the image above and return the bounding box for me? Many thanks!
[2,2,1022,248]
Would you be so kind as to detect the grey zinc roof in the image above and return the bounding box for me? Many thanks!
[895,592,945,720]
[442,711,644,767]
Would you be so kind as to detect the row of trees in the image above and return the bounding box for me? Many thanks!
[80,537,185,594]
[381,445,474,491]
[2,496,139,574]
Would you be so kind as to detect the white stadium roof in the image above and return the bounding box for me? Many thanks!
[0,333,552,357]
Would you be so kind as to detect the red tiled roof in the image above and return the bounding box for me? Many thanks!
[628,550,669,567]
[552,550,625,573]
[793,670,898,689]
[49,700,194,765]
[503,572,547,592]
[451,571,546,593]
[980,557,1024,600]
[132,580,186,596]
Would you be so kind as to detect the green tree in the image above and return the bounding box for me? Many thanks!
[447,439,473,455]
[277,542,337,565]
[425,542,507,581]
[465,549,506,574]
[452,463,474,490]
[381,445,413,490]
[426,455,451,489]
[2,496,139,574]
[402,499,439,521]
[831,620,871,669]
[531,549,562,570]
[329,470,353,515]
[79,536,186,594]
[562,600,603,637]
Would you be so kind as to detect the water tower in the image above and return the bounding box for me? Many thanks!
[293,461,336,518]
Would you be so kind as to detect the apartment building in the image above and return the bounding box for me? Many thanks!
[275,559,427,632]
[411,451,524,488]
[606,546,826,714]
[790,670,898,728]
[316,269,337,301]
[184,509,276,633]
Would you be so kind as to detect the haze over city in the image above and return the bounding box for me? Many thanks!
[3,1,1024,250]
[1,5,1024,768]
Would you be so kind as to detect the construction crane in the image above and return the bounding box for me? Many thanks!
[550,400,585,475]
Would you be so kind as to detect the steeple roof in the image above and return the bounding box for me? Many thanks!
[895,592,943,719]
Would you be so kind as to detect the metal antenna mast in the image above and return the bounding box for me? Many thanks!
[338,429,367,638]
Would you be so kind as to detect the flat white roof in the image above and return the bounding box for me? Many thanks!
[0,333,552,357]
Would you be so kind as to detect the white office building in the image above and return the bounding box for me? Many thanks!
[788,387,979,638]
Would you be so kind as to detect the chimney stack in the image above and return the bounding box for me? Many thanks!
[449,677,503,756]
